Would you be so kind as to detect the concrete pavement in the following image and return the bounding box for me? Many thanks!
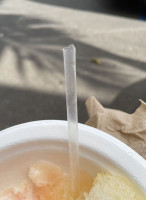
[0,0,145,130]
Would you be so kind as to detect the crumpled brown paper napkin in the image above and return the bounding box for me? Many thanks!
[85,96,146,159]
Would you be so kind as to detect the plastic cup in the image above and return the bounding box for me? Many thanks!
[0,120,146,195]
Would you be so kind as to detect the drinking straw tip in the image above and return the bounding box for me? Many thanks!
[62,44,75,52]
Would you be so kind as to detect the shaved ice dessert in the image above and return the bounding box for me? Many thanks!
[0,160,93,200]
[0,160,145,200]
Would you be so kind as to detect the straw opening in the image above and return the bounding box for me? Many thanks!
[62,44,76,52]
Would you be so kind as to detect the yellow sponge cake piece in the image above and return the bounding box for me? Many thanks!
[85,173,145,200]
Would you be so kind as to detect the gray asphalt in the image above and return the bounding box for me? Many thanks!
[0,0,145,130]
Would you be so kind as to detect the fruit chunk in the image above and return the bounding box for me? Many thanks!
[0,183,38,200]
[85,173,145,200]
[29,160,63,187]
[28,160,71,200]
[0,190,19,200]
[35,174,71,200]
[18,184,38,200]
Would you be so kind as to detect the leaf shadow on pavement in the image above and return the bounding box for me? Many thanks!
[0,14,146,129]
[0,14,145,81]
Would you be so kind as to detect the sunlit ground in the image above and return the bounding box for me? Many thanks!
[0,0,146,129]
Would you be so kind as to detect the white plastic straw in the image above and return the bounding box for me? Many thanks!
[62,44,80,196]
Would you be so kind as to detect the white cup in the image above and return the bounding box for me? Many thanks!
[0,120,146,194]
